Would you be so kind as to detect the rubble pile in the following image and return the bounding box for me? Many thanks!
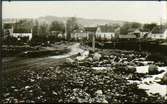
[1,49,167,103]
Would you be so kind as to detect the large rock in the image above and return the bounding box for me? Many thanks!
[94,90,108,103]
[148,64,158,75]
[95,90,103,95]
[70,88,92,103]
[126,66,136,73]
[76,51,89,61]
[87,57,93,62]
[65,58,74,64]
[93,53,102,61]
[161,72,167,84]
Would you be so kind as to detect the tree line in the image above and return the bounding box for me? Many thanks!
[3,17,167,46]
[3,17,79,45]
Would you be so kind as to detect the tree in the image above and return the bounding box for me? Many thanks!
[66,17,79,40]
[32,20,39,36]
[131,22,141,29]
[142,23,157,32]
[39,23,49,43]
[49,21,65,32]
[39,23,49,36]
[31,22,49,45]
[14,19,33,33]
[120,22,131,35]
[120,22,142,35]
[100,24,120,32]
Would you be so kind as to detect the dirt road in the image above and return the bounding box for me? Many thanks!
[2,43,84,74]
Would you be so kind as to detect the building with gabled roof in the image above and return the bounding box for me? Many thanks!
[3,22,33,40]
[147,27,167,40]
[96,25,115,40]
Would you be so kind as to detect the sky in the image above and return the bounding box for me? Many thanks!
[2,1,167,24]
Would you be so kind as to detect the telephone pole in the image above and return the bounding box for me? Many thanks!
[92,32,95,52]
[64,21,67,40]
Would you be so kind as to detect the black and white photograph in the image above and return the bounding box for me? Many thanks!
[1,0,167,103]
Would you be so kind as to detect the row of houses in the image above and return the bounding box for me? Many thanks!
[3,22,167,41]
[71,26,167,40]
[71,26,115,41]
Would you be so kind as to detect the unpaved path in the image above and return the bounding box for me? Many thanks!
[2,43,84,74]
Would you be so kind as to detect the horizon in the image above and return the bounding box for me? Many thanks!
[2,1,167,24]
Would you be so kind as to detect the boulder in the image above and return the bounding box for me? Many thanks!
[95,90,103,95]
[82,51,89,57]
[148,64,158,75]
[94,90,108,103]
[87,57,93,62]
[76,56,86,61]
[76,51,89,61]
[93,53,102,61]
[65,58,74,64]
[161,72,167,84]
[126,66,136,73]
[70,88,92,103]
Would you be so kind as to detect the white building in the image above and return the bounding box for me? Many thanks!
[12,32,32,40]
[3,23,33,40]
[96,26,115,40]
[71,26,115,41]
[147,29,167,40]
[71,29,87,40]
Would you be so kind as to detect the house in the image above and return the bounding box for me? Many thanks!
[147,27,167,40]
[141,31,149,39]
[85,27,98,40]
[12,32,32,40]
[119,28,142,39]
[71,27,97,40]
[96,26,115,40]
[71,25,116,41]
[71,29,87,40]
[3,23,32,40]
[12,28,32,40]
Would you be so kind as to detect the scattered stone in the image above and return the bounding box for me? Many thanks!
[52,91,57,95]
[11,86,16,89]
[49,67,54,69]
[93,52,101,61]
[66,58,74,64]
[148,65,158,75]
[87,57,93,62]
[30,79,35,82]
[126,66,136,73]
[94,90,108,103]
[3,93,10,97]
[14,89,18,92]
[161,72,167,84]
[29,90,33,93]
[95,90,103,95]
[25,86,31,90]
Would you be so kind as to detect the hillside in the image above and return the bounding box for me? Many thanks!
[38,16,125,27]
[3,16,126,27]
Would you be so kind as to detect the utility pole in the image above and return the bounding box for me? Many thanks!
[64,21,67,40]
[92,32,95,52]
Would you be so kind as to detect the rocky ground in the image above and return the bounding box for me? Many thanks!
[1,44,167,103]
